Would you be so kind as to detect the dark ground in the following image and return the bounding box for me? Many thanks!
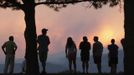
[0,73,124,75]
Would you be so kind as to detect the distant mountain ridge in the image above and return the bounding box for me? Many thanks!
[0,50,124,73]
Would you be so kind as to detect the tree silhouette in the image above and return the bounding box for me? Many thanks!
[124,0,134,75]
[0,0,132,75]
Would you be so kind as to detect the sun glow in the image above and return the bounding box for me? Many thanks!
[98,26,117,47]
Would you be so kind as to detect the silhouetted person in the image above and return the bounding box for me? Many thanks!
[108,39,119,74]
[121,38,125,55]
[1,36,17,74]
[120,38,125,71]
[37,28,50,74]
[65,37,77,73]
[93,36,103,73]
[79,36,91,73]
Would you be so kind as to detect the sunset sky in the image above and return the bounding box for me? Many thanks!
[0,3,124,63]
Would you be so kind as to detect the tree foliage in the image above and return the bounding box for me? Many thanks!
[0,0,121,11]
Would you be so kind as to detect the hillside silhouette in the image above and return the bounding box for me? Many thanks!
[0,49,124,74]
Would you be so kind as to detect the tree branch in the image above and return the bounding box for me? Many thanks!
[0,0,23,10]
[35,0,90,6]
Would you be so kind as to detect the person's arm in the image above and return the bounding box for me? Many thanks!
[47,36,50,45]
[107,45,110,50]
[14,43,17,51]
[65,44,68,58]
[36,36,39,52]
[79,42,82,50]
[13,42,17,54]
[93,43,95,53]
[2,43,6,55]
[74,44,77,55]
[89,42,91,51]
[116,45,119,55]
[101,43,104,50]
[100,42,103,54]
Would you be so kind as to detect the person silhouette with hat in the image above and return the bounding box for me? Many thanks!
[37,28,50,74]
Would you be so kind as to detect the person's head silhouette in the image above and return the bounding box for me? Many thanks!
[42,28,48,35]
[94,36,98,42]
[121,38,125,46]
[111,39,115,44]
[83,36,88,42]
[67,37,73,43]
[9,36,14,41]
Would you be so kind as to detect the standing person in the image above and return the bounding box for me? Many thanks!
[120,38,125,71]
[121,38,125,49]
[65,37,77,73]
[37,28,50,74]
[79,36,91,73]
[1,36,17,74]
[93,36,103,73]
[121,38,125,58]
[108,39,119,74]
[120,38,125,55]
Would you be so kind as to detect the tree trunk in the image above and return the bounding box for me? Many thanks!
[124,0,134,75]
[23,2,39,75]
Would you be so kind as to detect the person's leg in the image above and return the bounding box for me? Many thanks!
[93,55,98,73]
[111,64,113,74]
[4,55,10,74]
[110,64,116,74]
[68,59,72,72]
[85,61,89,73]
[97,63,102,73]
[98,56,102,73]
[9,55,15,74]
[115,64,117,73]
[73,59,76,73]
[113,64,117,74]
[82,61,85,73]
[68,59,72,73]
[39,52,45,73]
[43,52,48,73]
[41,61,46,73]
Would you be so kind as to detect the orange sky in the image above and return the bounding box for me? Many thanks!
[0,3,124,61]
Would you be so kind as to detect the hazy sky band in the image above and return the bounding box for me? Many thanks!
[0,3,124,62]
